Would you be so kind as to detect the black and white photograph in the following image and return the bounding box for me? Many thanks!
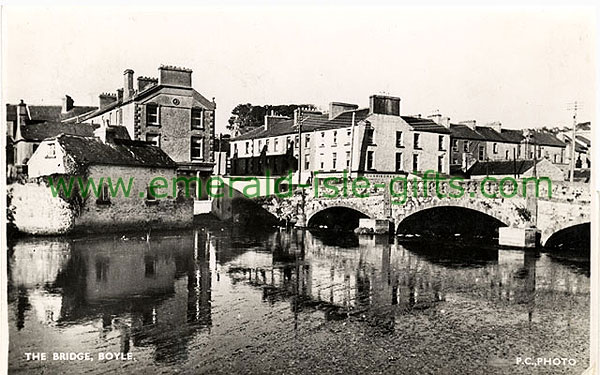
[0,3,597,374]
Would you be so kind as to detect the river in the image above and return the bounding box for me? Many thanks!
[7,218,589,374]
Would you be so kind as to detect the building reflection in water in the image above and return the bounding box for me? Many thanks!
[9,231,214,364]
[8,226,589,368]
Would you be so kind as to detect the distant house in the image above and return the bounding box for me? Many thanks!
[557,122,591,169]
[465,158,565,181]
[447,118,566,176]
[6,98,97,173]
[12,134,193,235]
[449,122,487,171]
[80,65,216,179]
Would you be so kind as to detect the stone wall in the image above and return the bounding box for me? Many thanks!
[9,165,194,236]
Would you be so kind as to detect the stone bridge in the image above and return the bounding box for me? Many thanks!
[258,179,590,246]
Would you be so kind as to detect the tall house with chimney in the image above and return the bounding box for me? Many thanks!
[80,65,216,177]
[229,94,452,184]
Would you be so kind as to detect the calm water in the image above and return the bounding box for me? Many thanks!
[7,221,589,374]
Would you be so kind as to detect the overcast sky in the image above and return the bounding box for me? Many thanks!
[2,6,595,133]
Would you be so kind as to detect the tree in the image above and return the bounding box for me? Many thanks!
[227,103,318,134]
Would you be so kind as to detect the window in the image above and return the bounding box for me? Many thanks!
[294,135,299,146]
[367,151,374,170]
[463,141,469,152]
[266,139,270,150]
[146,103,159,125]
[452,139,458,152]
[305,156,310,170]
[146,134,160,147]
[537,147,542,158]
[146,186,156,201]
[346,151,351,168]
[396,131,403,148]
[258,140,262,151]
[191,108,203,129]
[286,137,291,148]
[96,183,111,205]
[505,150,509,160]
[412,154,419,171]
[553,154,558,163]
[438,135,445,151]
[332,153,337,169]
[347,129,352,137]
[245,141,250,154]
[493,143,498,154]
[118,109,123,125]
[438,155,444,172]
[305,135,310,148]
[274,139,279,152]
[47,143,56,158]
[333,131,337,145]
[478,145,485,161]
[233,144,238,155]
[395,153,402,172]
[192,137,204,160]
[413,133,421,149]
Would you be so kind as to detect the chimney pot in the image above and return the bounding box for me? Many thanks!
[62,95,74,113]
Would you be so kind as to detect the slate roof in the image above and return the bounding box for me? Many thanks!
[6,104,97,123]
[499,129,524,143]
[19,122,99,142]
[467,160,537,176]
[449,124,486,140]
[52,134,177,168]
[232,109,371,141]
[562,135,588,153]
[474,126,505,142]
[527,130,566,147]
[401,116,451,134]
[105,125,131,140]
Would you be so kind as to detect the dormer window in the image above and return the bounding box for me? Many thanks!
[191,108,204,129]
[146,103,159,125]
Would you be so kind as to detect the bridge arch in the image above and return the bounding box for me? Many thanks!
[542,221,590,248]
[394,199,521,229]
[306,206,370,231]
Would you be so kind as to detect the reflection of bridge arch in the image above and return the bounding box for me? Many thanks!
[542,221,590,248]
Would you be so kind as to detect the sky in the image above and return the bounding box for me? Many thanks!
[2,5,596,134]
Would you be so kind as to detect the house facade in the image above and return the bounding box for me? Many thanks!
[229,94,451,184]
[13,134,193,235]
[80,65,216,177]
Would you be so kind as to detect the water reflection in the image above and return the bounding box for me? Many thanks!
[8,225,590,372]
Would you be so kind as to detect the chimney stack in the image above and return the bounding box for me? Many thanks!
[62,95,74,113]
[440,116,451,128]
[460,120,477,130]
[329,102,358,120]
[116,88,123,103]
[487,121,502,133]
[99,93,117,109]
[293,108,302,126]
[428,112,442,124]
[137,76,158,92]
[123,69,134,101]
[369,94,401,116]
[158,65,192,87]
